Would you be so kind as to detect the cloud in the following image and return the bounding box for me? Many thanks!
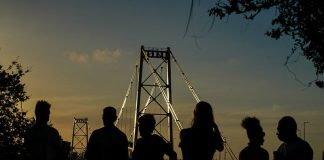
[66,48,121,64]
[67,51,89,64]
[92,48,121,63]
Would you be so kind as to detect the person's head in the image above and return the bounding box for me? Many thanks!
[192,101,215,128]
[277,116,297,142]
[102,106,117,126]
[35,100,51,124]
[138,114,156,137]
[241,117,265,146]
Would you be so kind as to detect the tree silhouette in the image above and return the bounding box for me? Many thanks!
[0,60,34,160]
[208,0,324,88]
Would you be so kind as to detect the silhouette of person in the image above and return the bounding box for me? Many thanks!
[239,117,269,160]
[274,116,313,160]
[132,114,177,160]
[25,100,62,160]
[179,101,224,160]
[85,106,129,160]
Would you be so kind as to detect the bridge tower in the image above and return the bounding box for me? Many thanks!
[71,117,89,159]
[132,46,176,149]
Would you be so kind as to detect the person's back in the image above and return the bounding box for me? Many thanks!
[276,136,312,160]
[240,145,268,160]
[86,125,128,160]
[180,127,222,160]
[24,100,62,160]
[133,134,175,160]
[85,106,128,160]
[25,124,61,160]
[132,114,177,160]
[179,101,223,160]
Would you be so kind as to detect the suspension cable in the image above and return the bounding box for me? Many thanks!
[142,86,156,114]
[170,51,200,102]
[225,145,238,160]
[116,52,141,126]
[115,65,137,126]
[224,137,238,160]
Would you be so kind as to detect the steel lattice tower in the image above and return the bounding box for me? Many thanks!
[133,46,175,149]
[71,117,88,159]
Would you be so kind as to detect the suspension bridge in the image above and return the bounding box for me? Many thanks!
[71,46,238,160]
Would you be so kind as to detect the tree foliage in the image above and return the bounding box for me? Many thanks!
[208,0,324,88]
[0,60,34,160]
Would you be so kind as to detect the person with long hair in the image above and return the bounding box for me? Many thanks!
[179,101,224,160]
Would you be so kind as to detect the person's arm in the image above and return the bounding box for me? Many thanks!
[162,139,177,160]
[179,129,189,160]
[213,123,224,151]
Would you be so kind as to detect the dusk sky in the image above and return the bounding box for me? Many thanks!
[1,1,323,159]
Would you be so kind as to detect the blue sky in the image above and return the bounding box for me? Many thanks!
[1,1,323,159]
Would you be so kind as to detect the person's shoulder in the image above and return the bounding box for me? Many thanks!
[181,127,192,132]
[259,147,269,156]
[152,134,162,139]
[296,138,313,150]
[48,126,61,136]
[151,134,170,150]
[181,128,196,138]
[277,142,287,153]
[240,146,268,159]
[239,146,251,160]
[180,128,192,135]
[47,126,59,132]
[110,126,128,140]
[115,126,127,135]
[44,126,61,141]
[241,146,249,151]
[151,134,165,142]
[294,138,308,145]
[260,147,268,152]
[239,146,251,155]
[91,127,106,135]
